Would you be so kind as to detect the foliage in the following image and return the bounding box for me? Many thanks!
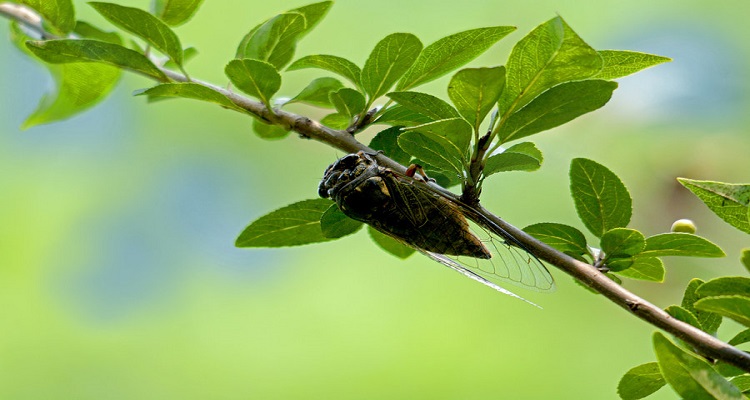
[2,0,749,398]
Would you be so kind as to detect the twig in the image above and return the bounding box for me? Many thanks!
[0,2,60,39]
[3,2,749,373]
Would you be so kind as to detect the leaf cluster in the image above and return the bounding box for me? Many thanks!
[514,159,750,398]
[8,0,205,127]
[618,278,750,399]
[615,179,750,399]
[526,158,724,285]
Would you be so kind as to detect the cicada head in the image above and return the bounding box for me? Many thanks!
[318,152,378,200]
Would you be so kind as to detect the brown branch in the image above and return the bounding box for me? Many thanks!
[477,207,750,371]
[4,2,749,374]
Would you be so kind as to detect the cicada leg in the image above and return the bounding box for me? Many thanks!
[404,163,435,183]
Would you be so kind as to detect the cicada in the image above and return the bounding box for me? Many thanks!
[318,151,555,304]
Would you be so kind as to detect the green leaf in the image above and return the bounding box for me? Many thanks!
[716,363,747,379]
[376,105,432,127]
[730,375,750,393]
[400,118,472,175]
[496,80,617,143]
[653,332,744,400]
[695,296,750,327]
[134,82,245,113]
[225,58,281,109]
[24,62,121,129]
[320,204,364,238]
[152,0,204,27]
[404,117,472,154]
[665,305,702,331]
[89,2,183,67]
[286,77,343,107]
[235,198,335,247]
[397,26,515,90]
[614,257,664,282]
[329,88,366,118]
[368,226,415,259]
[742,248,750,274]
[682,279,723,335]
[386,91,460,120]
[9,23,121,129]
[640,233,725,258]
[617,362,666,400]
[601,228,645,258]
[696,277,750,298]
[252,119,289,140]
[678,178,750,234]
[398,131,462,175]
[419,162,461,188]
[362,33,423,101]
[26,39,168,82]
[236,12,307,70]
[369,127,412,165]
[729,329,750,347]
[594,50,671,80]
[523,222,587,260]
[499,16,602,115]
[287,55,362,89]
[484,142,543,176]
[447,66,505,131]
[73,21,122,44]
[17,0,75,34]
[320,113,350,130]
[569,158,632,237]
[288,1,333,39]
[235,2,332,65]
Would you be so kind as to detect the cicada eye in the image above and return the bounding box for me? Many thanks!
[337,153,360,169]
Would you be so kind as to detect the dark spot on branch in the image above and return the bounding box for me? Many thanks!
[625,299,640,311]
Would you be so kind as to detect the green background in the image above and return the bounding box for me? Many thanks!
[1,0,749,398]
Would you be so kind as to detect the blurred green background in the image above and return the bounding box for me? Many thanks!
[1,0,749,398]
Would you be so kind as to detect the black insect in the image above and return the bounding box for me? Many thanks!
[318,151,555,304]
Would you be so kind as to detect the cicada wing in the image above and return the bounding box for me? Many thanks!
[368,221,550,305]
[421,250,541,308]
[369,168,555,295]
[450,204,556,293]
[455,219,556,293]
[381,172,429,227]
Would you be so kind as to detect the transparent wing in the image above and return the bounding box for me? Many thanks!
[383,170,555,294]
[421,250,541,308]
[450,218,556,293]
[371,211,555,302]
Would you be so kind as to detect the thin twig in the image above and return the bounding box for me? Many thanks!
[3,2,749,373]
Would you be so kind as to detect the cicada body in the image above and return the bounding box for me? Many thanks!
[318,152,555,302]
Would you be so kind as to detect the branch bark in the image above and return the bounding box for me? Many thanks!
[4,2,749,373]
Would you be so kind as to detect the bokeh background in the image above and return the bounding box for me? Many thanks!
[1,0,749,398]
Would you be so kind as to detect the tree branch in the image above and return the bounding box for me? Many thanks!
[0,2,61,39]
[3,2,749,373]
[476,207,750,371]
